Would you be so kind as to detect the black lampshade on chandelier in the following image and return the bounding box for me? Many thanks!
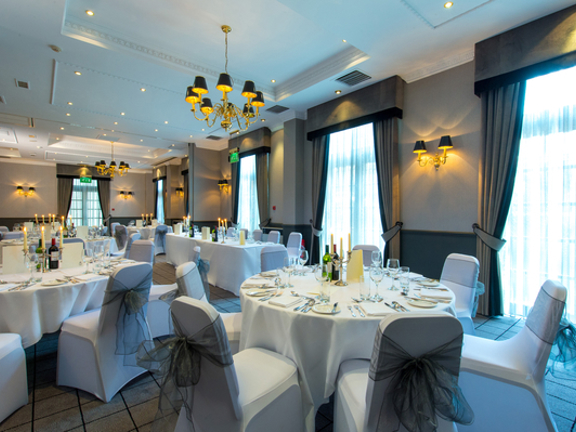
[95,142,130,178]
[185,25,265,132]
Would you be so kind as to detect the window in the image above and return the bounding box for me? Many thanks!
[320,123,383,257]
[68,178,103,227]
[500,65,576,322]
[237,155,260,233]
[156,179,165,224]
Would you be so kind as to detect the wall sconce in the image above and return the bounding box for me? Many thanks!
[175,187,184,198]
[413,135,454,170]
[119,191,133,200]
[16,186,35,197]
[218,179,230,193]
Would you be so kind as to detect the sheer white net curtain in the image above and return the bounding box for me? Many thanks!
[237,155,261,234]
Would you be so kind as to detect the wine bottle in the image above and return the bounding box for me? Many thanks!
[322,245,331,278]
[332,244,340,281]
[49,238,59,270]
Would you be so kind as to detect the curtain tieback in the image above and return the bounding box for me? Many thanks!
[472,223,506,251]
[382,221,403,243]
[309,219,323,237]
[259,218,271,229]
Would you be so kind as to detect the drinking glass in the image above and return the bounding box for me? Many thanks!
[369,265,384,300]
[82,249,93,274]
[386,258,400,290]
[371,250,382,267]
[93,245,104,272]
[314,265,330,302]
[359,275,371,300]
[298,249,309,275]
[399,266,410,294]
[283,257,295,288]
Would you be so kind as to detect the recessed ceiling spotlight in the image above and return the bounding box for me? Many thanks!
[49,45,62,53]
[172,144,175,147]
[444,1,453,8]
[189,135,193,138]
[261,119,265,122]
[74,71,82,76]
[37,146,41,148]
[66,113,71,116]
[67,102,73,105]
[114,121,118,125]
[55,152,58,155]
[335,90,342,95]
[140,88,146,92]
[111,130,115,132]
[56,138,60,140]
[103,133,107,136]
[138,161,141,163]
[342,39,347,43]
[271,79,276,83]
[140,139,143,142]
[164,121,168,124]
[60,127,64,130]
[85,10,94,16]
[154,129,158,132]
[121,112,125,116]
[201,128,205,132]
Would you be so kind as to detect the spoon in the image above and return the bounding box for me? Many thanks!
[331,302,339,313]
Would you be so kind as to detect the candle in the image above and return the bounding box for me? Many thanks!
[348,233,351,252]
[60,226,63,247]
[331,234,334,251]
[218,217,221,228]
[340,237,343,257]
[225,219,228,229]
[35,214,38,224]
[41,226,45,250]
[61,216,64,225]
[42,214,45,224]
[23,227,27,251]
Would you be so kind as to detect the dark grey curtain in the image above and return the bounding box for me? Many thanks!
[57,177,74,220]
[255,153,270,229]
[476,81,526,317]
[97,180,110,227]
[183,172,189,216]
[309,135,330,264]
[373,118,401,259]
[231,161,240,224]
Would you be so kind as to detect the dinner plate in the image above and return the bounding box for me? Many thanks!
[419,280,441,287]
[312,304,341,314]
[41,279,67,287]
[407,299,436,308]
[246,289,275,297]
[259,272,277,278]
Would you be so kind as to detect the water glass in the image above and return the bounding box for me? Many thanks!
[386,258,400,290]
[399,266,410,294]
[369,265,384,300]
[358,275,371,300]
[28,254,42,284]
[371,250,382,267]
[314,266,330,302]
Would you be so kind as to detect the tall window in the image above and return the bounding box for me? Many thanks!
[320,123,383,256]
[237,155,260,233]
[500,65,576,322]
[68,178,103,227]
[156,179,165,224]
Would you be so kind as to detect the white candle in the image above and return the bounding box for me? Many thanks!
[41,226,45,250]
[23,227,27,251]
[348,233,351,252]
[35,214,38,224]
[60,226,63,247]
[340,237,343,257]
[42,214,45,224]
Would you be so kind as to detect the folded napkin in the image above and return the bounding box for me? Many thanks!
[419,288,452,300]
[269,296,302,308]
[0,284,20,292]
[242,283,275,289]
[359,302,396,316]
[407,272,423,279]
[74,273,104,281]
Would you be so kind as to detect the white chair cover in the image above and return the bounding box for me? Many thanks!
[63,237,85,245]
[352,244,380,267]
[129,240,155,263]
[335,313,468,432]
[440,253,479,335]
[267,230,280,244]
[261,245,288,272]
[76,225,89,239]
[286,232,302,259]
[252,229,263,242]
[110,222,120,237]
[0,333,28,423]
[458,279,567,432]
[2,232,24,240]
[144,297,304,432]
[57,263,153,402]
[2,245,27,274]
[0,226,9,233]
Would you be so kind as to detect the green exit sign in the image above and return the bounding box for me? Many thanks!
[80,176,92,183]
[229,151,239,163]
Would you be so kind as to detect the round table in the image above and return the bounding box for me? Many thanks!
[239,272,456,432]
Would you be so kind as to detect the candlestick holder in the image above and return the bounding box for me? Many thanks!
[332,250,352,287]
[220,226,226,244]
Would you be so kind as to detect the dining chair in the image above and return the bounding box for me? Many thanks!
[334,313,467,432]
[2,232,24,240]
[76,225,89,239]
[253,229,263,242]
[113,225,128,250]
[168,297,304,432]
[154,224,169,255]
[0,226,9,233]
[457,280,567,432]
[261,245,288,272]
[112,232,140,258]
[0,333,28,423]
[129,240,155,263]
[286,232,302,259]
[352,245,380,267]
[56,263,153,402]
[439,253,480,335]
[110,222,120,237]
[267,230,280,244]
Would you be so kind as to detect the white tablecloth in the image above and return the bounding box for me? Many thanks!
[0,267,110,348]
[239,274,456,432]
[166,234,268,295]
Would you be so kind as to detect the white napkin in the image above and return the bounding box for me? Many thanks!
[0,284,20,292]
[242,283,275,289]
[359,302,396,316]
[419,288,452,300]
[407,272,423,279]
[74,273,104,281]
[268,296,302,308]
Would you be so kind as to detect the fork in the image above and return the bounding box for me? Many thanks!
[354,305,366,317]
[348,305,357,317]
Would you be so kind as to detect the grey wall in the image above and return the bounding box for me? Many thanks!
[110,171,155,218]
[270,129,284,224]
[194,147,221,221]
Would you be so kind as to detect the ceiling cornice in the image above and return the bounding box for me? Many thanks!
[402,49,474,83]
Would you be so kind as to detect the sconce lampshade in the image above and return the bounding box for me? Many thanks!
[413,140,427,153]
[128,191,133,196]
[29,187,35,193]
[185,86,200,104]
[192,76,209,95]
[438,135,453,149]
[216,73,233,93]
[17,186,23,192]
[241,80,257,99]
[222,179,228,186]
[119,191,125,195]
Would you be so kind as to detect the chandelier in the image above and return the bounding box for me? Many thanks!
[185,25,265,132]
[95,142,130,178]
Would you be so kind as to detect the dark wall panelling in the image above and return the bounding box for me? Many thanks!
[400,230,476,279]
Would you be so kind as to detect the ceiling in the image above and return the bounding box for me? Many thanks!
[0,0,573,170]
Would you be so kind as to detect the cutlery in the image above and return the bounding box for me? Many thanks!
[7,285,23,291]
[294,299,313,311]
[331,302,339,313]
[392,301,409,312]
[259,290,283,302]
[384,302,398,312]
[302,305,313,313]
[348,305,357,317]
[354,305,366,317]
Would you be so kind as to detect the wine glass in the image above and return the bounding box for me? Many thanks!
[298,249,309,275]
[369,265,384,300]
[386,258,400,290]
[314,265,330,302]
[371,250,382,266]
[283,257,295,288]
[81,249,93,274]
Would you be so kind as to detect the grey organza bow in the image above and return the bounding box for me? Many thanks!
[197,258,211,301]
[369,334,474,432]
[103,269,152,363]
[155,225,168,250]
[137,314,233,432]
[115,227,128,250]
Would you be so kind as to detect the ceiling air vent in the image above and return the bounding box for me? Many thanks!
[266,105,289,114]
[15,80,30,89]
[336,70,371,87]
[206,135,222,141]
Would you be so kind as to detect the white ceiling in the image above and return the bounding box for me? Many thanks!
[0,0,573,169]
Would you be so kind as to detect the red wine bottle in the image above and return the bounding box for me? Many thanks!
[49,237,59,270]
